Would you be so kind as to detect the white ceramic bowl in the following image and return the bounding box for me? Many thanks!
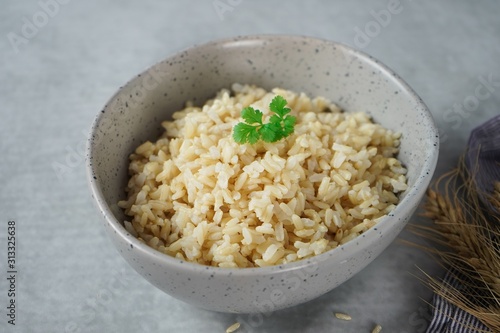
[86,35,439,313]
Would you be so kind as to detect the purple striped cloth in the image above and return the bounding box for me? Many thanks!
[426,115,500,333]
[425,269,492,333]
[466,114,500,216]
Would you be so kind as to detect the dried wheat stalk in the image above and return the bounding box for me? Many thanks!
[409,156,500,332]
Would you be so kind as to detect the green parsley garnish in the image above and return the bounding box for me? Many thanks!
[233,95,296,144]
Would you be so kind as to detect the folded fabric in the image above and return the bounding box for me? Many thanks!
[426,115,500,333]
[426,270,492,333]
[466,114,500,215]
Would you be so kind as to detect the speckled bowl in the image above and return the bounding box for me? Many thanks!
[86,35,439,313]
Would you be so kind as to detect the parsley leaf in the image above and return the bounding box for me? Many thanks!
[269,114,281,124]
[259,123,278,142]
[283,116,296,137]
[241,107,263,125]
[269,95,289,116]
[233,95,297,144]
[233,122,260,144]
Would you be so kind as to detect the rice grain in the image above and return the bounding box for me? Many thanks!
[334,312,352,321]
[226,322,240,333]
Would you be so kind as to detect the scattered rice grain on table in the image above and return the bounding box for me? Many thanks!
[372,324,382,333]
[118,84,408,268]
[225,322,240,333]
[334,312,352,321]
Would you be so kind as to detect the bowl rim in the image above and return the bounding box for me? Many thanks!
[86,34,439,276]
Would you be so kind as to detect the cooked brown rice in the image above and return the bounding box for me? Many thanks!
[118,84,408,268]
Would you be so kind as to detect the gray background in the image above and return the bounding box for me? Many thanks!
[1,1,499,332]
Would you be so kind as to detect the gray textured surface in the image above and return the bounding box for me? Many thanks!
[0,1,499,332]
